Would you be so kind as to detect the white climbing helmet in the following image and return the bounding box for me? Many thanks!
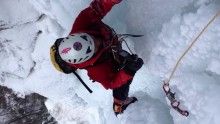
[58,33,95,64]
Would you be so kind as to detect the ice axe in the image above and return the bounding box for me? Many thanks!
[73,71,93,93]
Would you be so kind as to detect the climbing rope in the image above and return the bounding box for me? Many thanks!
[163,11,220,117]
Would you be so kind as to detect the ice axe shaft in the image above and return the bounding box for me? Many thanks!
[73,71,93,93]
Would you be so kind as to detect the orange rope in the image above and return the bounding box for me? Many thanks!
[165,11,220,84]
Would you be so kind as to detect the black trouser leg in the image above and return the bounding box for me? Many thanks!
[113,80,132,101]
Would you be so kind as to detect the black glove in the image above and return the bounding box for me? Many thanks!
[123,54,144,76]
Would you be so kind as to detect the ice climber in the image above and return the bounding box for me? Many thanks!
[50,0,143,115]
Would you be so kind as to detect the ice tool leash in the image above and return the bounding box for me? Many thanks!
[163,11,220,117]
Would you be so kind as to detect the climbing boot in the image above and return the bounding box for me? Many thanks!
[113,97,137,116]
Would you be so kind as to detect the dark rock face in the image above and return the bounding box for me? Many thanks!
[0,86,57,124]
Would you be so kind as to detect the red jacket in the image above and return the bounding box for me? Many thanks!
[68,0,133,89]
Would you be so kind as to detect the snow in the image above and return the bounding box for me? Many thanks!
[206,59,220,75]
[0,0,220,124]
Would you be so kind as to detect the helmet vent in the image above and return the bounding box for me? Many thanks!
[89,40,92,45]
[78,58,83,62]
[68,59,71,63]
[84,56,89,60]
[86,46,92,54]
[80,35,88,41]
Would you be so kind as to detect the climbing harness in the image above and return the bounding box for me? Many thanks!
[163,11,220,117]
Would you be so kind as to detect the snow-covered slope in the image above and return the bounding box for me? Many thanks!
[0,0,220,124]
